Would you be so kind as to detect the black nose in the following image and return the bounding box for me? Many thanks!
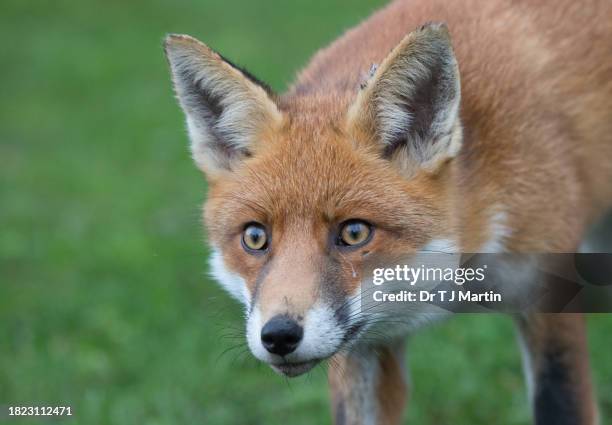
[261,315,303,356]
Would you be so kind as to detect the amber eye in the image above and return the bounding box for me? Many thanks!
[338,220,372,247]
[242,223,268,252]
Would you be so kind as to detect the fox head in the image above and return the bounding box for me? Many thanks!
[164,23,461,376]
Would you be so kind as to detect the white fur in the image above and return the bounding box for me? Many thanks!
[246,305,267,360]
[246,302,344,364]
[517,331,535,409]
[299,303,345,360]
[480,210,511,253]
[209,249,250,308]
[420,237,459,253]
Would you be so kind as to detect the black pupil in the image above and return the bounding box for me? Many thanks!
[248,227,264,247]
[347,224,362,241]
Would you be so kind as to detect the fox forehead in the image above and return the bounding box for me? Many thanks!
[204,117,444,245]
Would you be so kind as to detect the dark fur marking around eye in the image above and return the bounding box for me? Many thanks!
[249,256,274,311]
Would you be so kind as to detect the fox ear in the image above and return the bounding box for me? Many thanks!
[348,23,461,175]
[164,34,282,176]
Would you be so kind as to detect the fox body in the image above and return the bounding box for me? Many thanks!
[165,0,612,423]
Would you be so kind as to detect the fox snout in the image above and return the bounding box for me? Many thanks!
[246,300,350,377]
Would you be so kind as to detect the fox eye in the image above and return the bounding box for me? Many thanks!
[338,220,372,247]
[242,223,269,252]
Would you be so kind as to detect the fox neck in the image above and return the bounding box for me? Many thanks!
[416,157,508,254]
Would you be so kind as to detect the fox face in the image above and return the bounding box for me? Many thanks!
[165,24,462,376]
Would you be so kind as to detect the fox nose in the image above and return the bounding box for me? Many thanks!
[261,315,303,356]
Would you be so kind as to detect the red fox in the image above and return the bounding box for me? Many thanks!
[164,0,612,423]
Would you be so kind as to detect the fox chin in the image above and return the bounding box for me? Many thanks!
[165,0,611,423]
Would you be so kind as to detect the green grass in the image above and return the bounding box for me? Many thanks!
[1,1,611,424]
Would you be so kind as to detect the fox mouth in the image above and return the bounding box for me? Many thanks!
[261,320,366,378]
[270,359,320,377]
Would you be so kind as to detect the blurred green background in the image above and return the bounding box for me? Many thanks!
[1,1,611,424]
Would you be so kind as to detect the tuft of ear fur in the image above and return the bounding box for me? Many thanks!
[348,23,462,175]
[164,34,282,176]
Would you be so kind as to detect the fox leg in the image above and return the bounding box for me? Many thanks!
[515,313,598,425]
[328,342,407,425]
